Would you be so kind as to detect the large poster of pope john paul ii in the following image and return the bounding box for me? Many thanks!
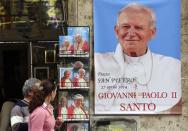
[94,0,181,114]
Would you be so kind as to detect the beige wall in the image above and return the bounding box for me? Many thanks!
[68,0,188,130]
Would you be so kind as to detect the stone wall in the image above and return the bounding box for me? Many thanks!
[68,0,188,130]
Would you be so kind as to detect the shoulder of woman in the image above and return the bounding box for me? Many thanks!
[32,106,48,115]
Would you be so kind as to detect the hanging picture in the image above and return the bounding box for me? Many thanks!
[59,36,74,57]
[58,90,89,121]
[59,67,74,89]
[59,60,89,89]
[94,0,181,114]
[68,26,90,57]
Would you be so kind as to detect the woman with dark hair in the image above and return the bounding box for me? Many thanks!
[28,80,62,131]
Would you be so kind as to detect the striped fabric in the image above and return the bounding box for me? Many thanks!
[10,99,29,131]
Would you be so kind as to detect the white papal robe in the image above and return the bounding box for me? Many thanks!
[95,44,181,114]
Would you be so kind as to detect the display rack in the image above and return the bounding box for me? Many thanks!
[57,26,90,131]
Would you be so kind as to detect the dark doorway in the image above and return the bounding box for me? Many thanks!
[0,43,28,109]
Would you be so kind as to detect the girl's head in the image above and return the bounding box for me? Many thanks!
[29,80,56,113]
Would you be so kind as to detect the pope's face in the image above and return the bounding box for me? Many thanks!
[64,41,70,47]
[61,97,67,106]
[115,9,156,56]
[75,35,82,43]
[65,71,71,78]
[79,70,85,78]
[75,99,83,107]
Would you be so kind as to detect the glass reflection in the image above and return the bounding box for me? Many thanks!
[0,0,67,40]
